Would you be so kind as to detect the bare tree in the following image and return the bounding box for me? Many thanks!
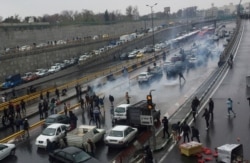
[126,5,133,20]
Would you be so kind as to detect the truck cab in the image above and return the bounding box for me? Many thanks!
[113,104,131,124]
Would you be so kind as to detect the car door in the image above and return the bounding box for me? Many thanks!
[0,145,7,160]
[127,127,135,142]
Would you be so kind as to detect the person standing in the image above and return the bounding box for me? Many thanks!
[46,139,53,153]
[9,114,15,132]
[23,118,30,138]
[85,139,96,156]
[171,121,181,143]
[79,97,85,111]
[109,95,114,106]
[38,102,44,119]
[93,105,101,128]
[191,96,200,122]
[191,126,200,142]
[162,117,170,139]
[125,92,130,104]
[227,98,236,117]
[15,104,21,118]
[63,103,68,116]
[46,91,50,101]
[202,108,210,130]
[55,88,60,99]
[20,99,26,114]
[208,98,214,119]
[181,121,190,143]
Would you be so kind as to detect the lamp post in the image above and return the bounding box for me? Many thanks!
[146,3,157,57]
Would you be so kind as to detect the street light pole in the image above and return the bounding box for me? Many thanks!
[146,3,157,57]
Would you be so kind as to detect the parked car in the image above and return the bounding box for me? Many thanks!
[104,125,138,148]
[48,66,61,74]
[22,72,39,82]
[35,69,49,77]
[44,114,70,128]
[49,146,100,163]
[0,143,16,161]
[35,123,69,148]
[128,50,139,59]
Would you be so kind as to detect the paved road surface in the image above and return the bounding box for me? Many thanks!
[158,20,250,163]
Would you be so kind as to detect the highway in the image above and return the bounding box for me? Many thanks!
[156,20,250,163]
[0,22,235,163]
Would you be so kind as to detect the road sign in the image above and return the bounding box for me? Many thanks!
[140,115,153,126]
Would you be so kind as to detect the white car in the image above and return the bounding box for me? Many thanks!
[48,66,60,74]
[137,72,152,83]
[104,125,138,148]
[35,69,49,77]
[0,143,16,160]
[35,123,68,148]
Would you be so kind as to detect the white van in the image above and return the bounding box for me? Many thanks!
[113,104,131,122]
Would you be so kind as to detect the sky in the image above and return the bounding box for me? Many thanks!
[0,0,249,20]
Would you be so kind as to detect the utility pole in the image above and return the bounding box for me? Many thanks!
[146,3,158,57]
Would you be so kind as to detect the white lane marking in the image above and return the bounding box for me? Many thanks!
[158,23,245,163]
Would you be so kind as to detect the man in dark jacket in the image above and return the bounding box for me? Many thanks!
[191,96,200,122]
[162,117,170,138]
[181,121,190,143]
[202,108,210,130]
[191,126,200,142]
[109,95,114,106]
[208,98,214,119]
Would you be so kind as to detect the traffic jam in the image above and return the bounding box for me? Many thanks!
[0,22,234,163]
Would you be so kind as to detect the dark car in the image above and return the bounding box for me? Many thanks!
[49,146,100,163]
[44,114,70,128]
[119,53,129,60]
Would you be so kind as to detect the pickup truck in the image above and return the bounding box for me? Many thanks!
[137,72,153,83]
[126,100,161,128]
[66,125,105,149]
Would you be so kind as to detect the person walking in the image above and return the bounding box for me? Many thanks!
[125,92,131,104]
[15,116,22,132]
[109,95,114,106]
[191,96,200,122]
[227,98,236,117]
[161,116,170,139]
[202,108,210,130]
[171,121,181,143]
[178,71,186,83]
[9,114,15,132]
[23,118,30,138]
[181,121,190,143]
[46,139,53,153]
[208,98,214,119]
[191,126,200,142]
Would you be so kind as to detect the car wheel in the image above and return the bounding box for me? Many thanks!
[10,149,15,155]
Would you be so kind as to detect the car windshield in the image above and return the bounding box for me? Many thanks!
[45,118,56,123]
[115,107,125,113]
[42,128,56,136]
[139,74,146,77]
[73,151,91,162]
[109,130,123,137]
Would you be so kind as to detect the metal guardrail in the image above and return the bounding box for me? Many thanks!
[169,19,242,123]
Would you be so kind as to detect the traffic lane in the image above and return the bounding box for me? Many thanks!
[7,58,220,163]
